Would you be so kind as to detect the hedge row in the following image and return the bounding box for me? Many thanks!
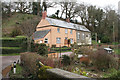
[1,47,25,54]
[1,36,27,47]
[51,48,71,52]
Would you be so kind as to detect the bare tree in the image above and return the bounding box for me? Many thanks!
[19,17,41,51]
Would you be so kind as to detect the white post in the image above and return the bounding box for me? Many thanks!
[13,62,16,74]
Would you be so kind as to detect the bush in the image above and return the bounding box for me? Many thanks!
[109,70,120,79]
[37,65,52,79]
[62,55,71,66]
[37,43,48,55]
[20,52,40,77]
[89,49,118,71]
[10,27,22,37]
[101,36,110,43]
[75,47,93,55]
[20,52,54,78]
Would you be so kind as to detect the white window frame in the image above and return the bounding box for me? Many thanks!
[82,33,85,40]
[44,38,48,43]
[65,29,68,34]
[57,28,60,33]
[56,38,61,44]
[70,30,72,34]
[70,38,73,44]
[77,33,80,40]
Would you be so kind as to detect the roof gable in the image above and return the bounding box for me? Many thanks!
[33,29,50,40]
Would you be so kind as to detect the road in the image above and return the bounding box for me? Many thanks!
[1,56,20,70]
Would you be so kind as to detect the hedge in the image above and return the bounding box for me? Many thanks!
[51,47,71,52]
[1,36,27,47]
[1,47,24,54]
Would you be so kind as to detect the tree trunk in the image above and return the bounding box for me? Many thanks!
[27,37,31,52]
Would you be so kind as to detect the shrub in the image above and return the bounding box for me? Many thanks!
[62,55,71,66]
[37,43,48,55]
[101,36,110,43]
[51,45,56,48]
[37,65,52,79]
[10,27,22,37]
[75,47,93,55]
[20,52,55,78]
[20,52,40,77]
[109,70,120,79]
[89,49,118,71]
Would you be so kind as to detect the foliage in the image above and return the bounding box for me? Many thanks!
[103,68,118,78]
[37,43,48,56]
[101,35,110,43]
[9,64,24,78]
[109,70,120,79]
[74,47,93,55]
[72,67,88,77]
[10,27,22,37]
[62,55,71,66]
[1,47,23,54]
[20,52,54,78]
[1,36,27,47]
[37,65,52,79]
[89,49,118,71]
[20,52,40,77]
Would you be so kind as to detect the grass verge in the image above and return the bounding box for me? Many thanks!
[9,64,24,78]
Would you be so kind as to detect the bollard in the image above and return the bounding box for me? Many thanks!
[13,61,16,74]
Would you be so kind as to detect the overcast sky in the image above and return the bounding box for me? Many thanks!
[47,0,120,16]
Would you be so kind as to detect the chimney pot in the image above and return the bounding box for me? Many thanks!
[42,11,47,19]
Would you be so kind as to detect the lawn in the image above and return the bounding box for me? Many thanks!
[114,49,120,54]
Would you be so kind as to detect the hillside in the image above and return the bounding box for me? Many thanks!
[2,13,40,36]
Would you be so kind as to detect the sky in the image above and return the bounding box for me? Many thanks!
[47,0,120,16]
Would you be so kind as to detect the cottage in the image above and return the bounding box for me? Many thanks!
[33,11,91,47]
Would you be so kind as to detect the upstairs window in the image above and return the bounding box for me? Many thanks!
[77,33,80,39]
[56,38,61,44]
[57,28,60,33]
[44,38,48,43]
[65,29,68,34]
[70,30,72,34]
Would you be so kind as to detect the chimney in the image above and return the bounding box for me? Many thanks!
[66,18,70,23]
[42,11,47,19]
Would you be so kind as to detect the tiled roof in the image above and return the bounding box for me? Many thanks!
[33,29,50,40]
[46,17,90,32]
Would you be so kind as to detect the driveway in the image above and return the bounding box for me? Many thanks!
[1,56,20,70]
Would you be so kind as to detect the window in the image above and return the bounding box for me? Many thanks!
[70,39,73,44]
[82,33,85,40]
[40,40,43,43]
[44,38,48,43]
[70,30,72,34]
[56,38,61,44]
[65,37,68,40]
[65,29,68,34]
[86,35,88,37]
[77,33,80,39]
[57,28,60,33]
